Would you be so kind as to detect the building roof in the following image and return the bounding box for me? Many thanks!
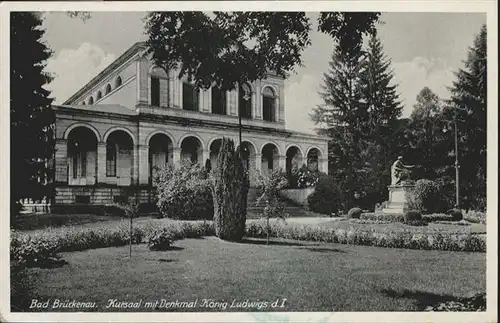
[62,42,147,105]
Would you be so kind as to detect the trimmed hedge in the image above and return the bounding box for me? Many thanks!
[10,221,215,267]
[362,212,472,224]
[245,220,486,252]
[347,207,362,219]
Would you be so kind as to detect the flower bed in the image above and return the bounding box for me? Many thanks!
[245,220,486,252]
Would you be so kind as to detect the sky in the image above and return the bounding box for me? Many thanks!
[41,12,486,134]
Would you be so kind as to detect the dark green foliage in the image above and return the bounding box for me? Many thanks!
[446,25,487,210]
[447,208,463,221]
[404,210,423,225]
[145,12,379,91]
[146,228,177,251]
[211,138,248,241]
[348,207,362,219]
[408,179,441,213]
[404,88,450,180]
[296,164,320,188]
[307,174,343,215]
[311,31,402,210]
[10,12,55,220]
[155,162,213,220]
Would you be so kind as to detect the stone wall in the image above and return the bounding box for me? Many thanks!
[280,188,315,206]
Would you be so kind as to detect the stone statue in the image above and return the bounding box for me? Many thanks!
[391,156,414,185]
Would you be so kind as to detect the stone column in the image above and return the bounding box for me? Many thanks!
[278,155,286,172]
[130,145,140,186]
[202,149,210,166]
[320,158,329,174]
[97,142,107,184]
[54,139,68,183]
[173,147,181,167]
[138,145,149,185]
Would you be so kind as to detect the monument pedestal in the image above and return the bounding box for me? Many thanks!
[382,184,415,215]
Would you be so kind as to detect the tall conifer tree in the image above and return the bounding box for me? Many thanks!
[446,24,487,209]
[310,43,366,208]
[10,12,55,215]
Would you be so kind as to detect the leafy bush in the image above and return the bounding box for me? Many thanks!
[374,201,389,212]
[155,161,213,220]
[147,228,177,251]
[307,174,343,215]
[296,164,320,188]
[406,179,441,213]
[446,208,463,221]
[245,220,486,252]
[211,138,248,241]
[435,176,456,210]
[463,210,486,224]
[11,230,61,268]
[347,207,362,219]
[404,210,423,225]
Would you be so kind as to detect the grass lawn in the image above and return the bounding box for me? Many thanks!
[26,237,485,312]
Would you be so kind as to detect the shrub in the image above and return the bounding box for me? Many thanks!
[147,228,177,251]
[347,207,362,219]
[406,179,441,213]
[155,161,213,220]
[211,138,248,241]
[244,220,486,252]
[296,164,320,188]
[446,208,463,221]
[307,174,343,215]
[404,210,423,225]
[255,170,289,243]
[463,210,486,224]
[10,230,61,268]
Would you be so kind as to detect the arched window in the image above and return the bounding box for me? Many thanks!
[96,91,102,101]
[105,84,112,95]
[81,101,86,105]
[211,86,227,115]
[88,96,94,105]
[262,87,276,122]
[183,82,199,111]
[115,76,122,88]
[239,83,252,119]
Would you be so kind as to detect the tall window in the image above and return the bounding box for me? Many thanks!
[211,86,226,115]
[262,87,276,122]
[115,76,122,88]
[105,84,112,95]
[183,82,199,111]
[151,76,160,106]
[72,151,87,178]
[239,83,252,119]
[106,142,117,177]
[96,91,102,101]
[88,97,94,105]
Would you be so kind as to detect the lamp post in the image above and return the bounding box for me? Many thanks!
[449,103,468,208]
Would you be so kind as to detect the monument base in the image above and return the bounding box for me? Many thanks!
[381,184,415,215]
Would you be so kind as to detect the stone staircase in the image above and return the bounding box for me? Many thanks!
[246,187,309,219]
